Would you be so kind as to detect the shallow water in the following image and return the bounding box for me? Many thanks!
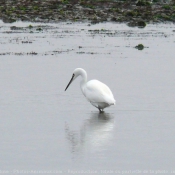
[0,21,175,174]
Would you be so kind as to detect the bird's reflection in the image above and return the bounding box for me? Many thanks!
[65,112,114,156]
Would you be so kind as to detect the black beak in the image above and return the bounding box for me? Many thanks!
[65,74,74,91]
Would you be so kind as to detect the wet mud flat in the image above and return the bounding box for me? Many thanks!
[0,20,174,56]
[0,0,175,26]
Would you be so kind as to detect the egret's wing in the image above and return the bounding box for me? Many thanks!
[84,80,115,105]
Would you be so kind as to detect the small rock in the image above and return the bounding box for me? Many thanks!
[135,44,144,50]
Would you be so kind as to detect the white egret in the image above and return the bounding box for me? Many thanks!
[65,68,115,112]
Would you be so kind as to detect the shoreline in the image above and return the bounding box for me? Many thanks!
[0,0,175,27]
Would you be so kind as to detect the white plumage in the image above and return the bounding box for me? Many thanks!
[65,68,115,112]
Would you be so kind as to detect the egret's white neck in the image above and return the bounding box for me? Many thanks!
[80,69,87,92]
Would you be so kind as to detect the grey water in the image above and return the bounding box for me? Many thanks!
[0,20,175,174]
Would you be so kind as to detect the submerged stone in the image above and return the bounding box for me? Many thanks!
[137,21,147,28]
[135,44,144,50]
[127,21,146,28]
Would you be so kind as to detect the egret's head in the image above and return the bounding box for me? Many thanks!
[65,68,83,91]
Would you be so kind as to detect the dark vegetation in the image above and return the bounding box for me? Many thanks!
[0,0,175,24]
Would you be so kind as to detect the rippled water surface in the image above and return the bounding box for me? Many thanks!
[0,20,175,174]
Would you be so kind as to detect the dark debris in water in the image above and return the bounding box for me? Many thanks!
[135,44,145,50]
[22,41,32,44]
[0,52,38,56]
[127,21,147,28]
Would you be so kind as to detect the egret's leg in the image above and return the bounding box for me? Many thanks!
[99,109,104,113]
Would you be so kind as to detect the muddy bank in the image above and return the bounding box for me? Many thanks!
[0,0,175,25]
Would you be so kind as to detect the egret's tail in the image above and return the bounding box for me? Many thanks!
[109,100,115,105]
